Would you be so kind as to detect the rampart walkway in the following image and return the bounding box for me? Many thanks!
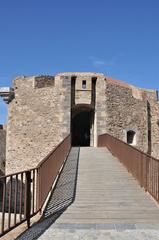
[17,147,159,240]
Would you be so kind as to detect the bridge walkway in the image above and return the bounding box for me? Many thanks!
[54,147,159,225]
[17,147,159,240]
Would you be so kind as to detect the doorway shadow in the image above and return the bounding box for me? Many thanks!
[72,111,93,146]
[16,147,80,240]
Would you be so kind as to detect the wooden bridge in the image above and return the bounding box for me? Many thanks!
[1,134,159,239]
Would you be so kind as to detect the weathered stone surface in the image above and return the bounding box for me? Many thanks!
[1,72,159,174]
[6,75,71,174]
[145,92,159,159]
[34,76,55,88]
[105,80,148,152]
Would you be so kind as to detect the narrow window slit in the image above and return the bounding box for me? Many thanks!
[82,80,86,89]
[127,130,136,145]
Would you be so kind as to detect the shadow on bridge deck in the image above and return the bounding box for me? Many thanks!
[16,147,80,240]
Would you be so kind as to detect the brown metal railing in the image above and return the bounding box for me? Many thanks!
[98,133,159,204]
[36,135,71,210]
[0,135,71,237]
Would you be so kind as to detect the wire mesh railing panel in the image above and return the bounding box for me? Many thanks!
[0,135,71,237]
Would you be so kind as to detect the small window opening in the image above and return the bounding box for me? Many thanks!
[82,80,86,89]
[127,130,136,145]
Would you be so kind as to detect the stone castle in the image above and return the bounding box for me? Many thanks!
[0,72,159,175]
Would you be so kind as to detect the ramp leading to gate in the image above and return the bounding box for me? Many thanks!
[32,146,159,240]
[51,147,159,225]
[2,133,159,239]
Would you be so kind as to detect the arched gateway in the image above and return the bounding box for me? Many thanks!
[71,105,94,146]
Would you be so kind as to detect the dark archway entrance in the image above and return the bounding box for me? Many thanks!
[71,111,92,146]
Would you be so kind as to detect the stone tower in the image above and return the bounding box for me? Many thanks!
[0,72,159,174]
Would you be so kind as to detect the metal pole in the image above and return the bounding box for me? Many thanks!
[25,171,31,228]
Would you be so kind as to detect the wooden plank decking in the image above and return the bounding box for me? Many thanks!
[54,147,159,224]
[16,147,159,240]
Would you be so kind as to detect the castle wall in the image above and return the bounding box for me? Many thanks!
[4,72,159,174]
[105,79,148,153]
[151,102,159,159]
[144,91,159,159]
[6,75,71,174]
[0,126,6,175]
[96,76,107,137]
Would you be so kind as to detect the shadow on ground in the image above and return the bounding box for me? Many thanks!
[16,147,80,240]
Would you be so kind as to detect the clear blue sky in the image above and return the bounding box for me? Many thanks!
[0,0,159,124]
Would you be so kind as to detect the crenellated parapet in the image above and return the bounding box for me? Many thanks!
[0,87,14,104]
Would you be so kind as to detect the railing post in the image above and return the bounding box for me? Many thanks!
[36,168,41,213]
[140,155,143,188]
[145,156,150,192]
[1,178,6,235]
[25,171,31,228]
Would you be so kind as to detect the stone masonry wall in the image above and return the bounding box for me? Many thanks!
[58,74,71,140]
[0,126,6,175]
[144,90,159,159]
[5,72,159,174]
[105,79,148,153]
[96,76,107,137]
[75,76,92,105]
[152,102,159,159]
[6,75,71,174]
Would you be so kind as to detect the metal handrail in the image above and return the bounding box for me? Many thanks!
[0,135,71,237]
[98,133,159,203]
[99,133,159,162]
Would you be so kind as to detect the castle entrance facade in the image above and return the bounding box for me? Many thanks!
[70,75,96,147]
[1,72,159,175]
